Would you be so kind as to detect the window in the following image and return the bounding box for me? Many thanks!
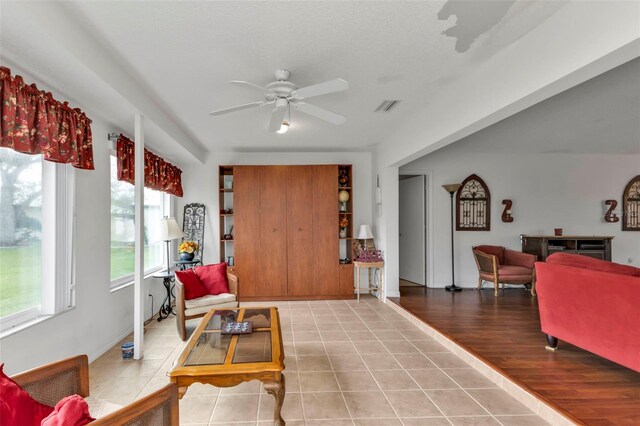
[110,156,168,287]
[0,149,74,332]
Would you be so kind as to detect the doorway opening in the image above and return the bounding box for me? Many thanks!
[399,173,429,288]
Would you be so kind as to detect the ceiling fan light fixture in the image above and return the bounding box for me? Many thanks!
[276,120,289,134]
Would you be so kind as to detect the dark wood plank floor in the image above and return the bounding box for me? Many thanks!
[389,287,640,426]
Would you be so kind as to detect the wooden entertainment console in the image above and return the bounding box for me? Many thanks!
[520,235,613,261]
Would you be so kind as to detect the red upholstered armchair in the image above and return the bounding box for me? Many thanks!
[472,245,537,296]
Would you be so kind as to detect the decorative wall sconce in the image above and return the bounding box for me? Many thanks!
[376,174,382,205]
[501,199,514,223]
[604,200,619,223]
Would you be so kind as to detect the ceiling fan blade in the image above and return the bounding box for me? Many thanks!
[268,106,287,132]
[293,102,346,125]
[209,101,265,116]
[229,80,272,94]
[291,78,348,100]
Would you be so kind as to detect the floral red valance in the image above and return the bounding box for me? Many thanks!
[0,66,94,170]
[116,134,183,197]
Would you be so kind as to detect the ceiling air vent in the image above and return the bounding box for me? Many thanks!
[374,100,401,113]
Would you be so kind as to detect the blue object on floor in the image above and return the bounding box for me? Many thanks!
[121,342,134,359]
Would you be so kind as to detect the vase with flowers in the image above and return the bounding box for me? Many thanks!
[339,216,349,238]
[178,241,198,261]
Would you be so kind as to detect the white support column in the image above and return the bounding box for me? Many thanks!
[133,113,145,360]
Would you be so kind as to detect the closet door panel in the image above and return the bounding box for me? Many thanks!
[233,166,261,298]
[312,165,339,295]
[286,166,314,296]
[259,166,288,297]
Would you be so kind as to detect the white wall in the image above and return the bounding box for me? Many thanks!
[176,152,374,291]
[401,151,640,288]
[0,113,169,375]
[377,57,640,298]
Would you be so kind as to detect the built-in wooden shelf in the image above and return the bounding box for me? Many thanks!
[339,237,353,240]
[339,186,352,190]
[339,212,352,215]
[219,188,233,193]
[220,239,234,243]
[220,214,234,217]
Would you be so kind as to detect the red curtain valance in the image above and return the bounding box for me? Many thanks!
[116,134,183,197]
[0,66,94,170]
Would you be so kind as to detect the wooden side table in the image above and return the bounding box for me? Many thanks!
[354,261,384,302]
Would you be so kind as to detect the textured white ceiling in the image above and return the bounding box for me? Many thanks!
[63,1,461,152]
[1,1,637,162]
[0,1,569,155]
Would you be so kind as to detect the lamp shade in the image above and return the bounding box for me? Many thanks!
[442,183,462,194]
[158,217,184,241]
[356,225,374,240]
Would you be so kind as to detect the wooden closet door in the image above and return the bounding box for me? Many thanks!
[233,166,261,298]
[312,165,339,296]
[286,166,314,296]
[259,166,288,297]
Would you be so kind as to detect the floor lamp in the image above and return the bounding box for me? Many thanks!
[158,217,184,275]
[442,184,462,292]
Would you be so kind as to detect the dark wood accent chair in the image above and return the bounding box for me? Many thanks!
[175,271,239,340]
[12,354,179,425]
[472,245,537,296]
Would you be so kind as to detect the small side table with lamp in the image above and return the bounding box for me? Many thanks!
[154,217,184,321]
[353,225,384,302]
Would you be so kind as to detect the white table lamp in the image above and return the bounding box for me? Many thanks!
[158,217,184,274]
[357,224,374,258]
[356,225,374,240]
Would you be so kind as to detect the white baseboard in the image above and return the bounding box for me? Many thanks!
[88,328,133,364]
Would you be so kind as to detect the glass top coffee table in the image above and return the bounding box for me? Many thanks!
[168,307,285,425]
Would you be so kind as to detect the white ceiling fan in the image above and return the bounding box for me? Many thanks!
[209,69,348,133]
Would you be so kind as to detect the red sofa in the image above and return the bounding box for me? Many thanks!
[535,253,640,372]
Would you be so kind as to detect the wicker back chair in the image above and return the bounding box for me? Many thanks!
[92,384,178,426]
[175,271,239,340]
[472,245,537,296]
[12,354,178,425]
[12,354,90,408]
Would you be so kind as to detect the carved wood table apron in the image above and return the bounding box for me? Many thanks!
[168,307,285,425]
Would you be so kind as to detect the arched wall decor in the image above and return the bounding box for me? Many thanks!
[182,203,206,259]
[456,174,491,231]
[622,175,640,231]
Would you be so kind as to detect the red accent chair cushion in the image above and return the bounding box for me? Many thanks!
[194,263,230,295]
[536,253,640,372]
[480,265,533,281]
[0,364,54,426]
[474,245,505,264]
[175,269,208,300]
[41,395,94,426]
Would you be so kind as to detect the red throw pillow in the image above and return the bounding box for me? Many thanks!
[194,263,230,295]
[41,395,94,426]
[0,364,53,426]
[175,269,208,300]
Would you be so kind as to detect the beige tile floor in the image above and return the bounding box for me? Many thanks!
[89,296,549,425]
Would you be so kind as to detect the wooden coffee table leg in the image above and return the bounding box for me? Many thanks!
[263,375,285,425]
[178,386,188,399]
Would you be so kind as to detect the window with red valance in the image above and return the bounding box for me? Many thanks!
[0,67,94,170]
[116,134,183,197]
